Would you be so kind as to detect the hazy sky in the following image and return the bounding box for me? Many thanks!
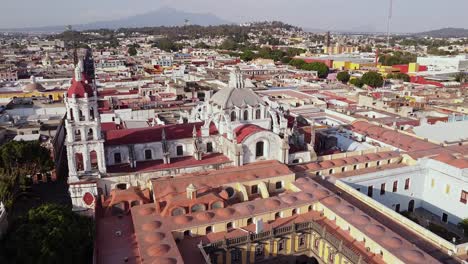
[1,0,467,32]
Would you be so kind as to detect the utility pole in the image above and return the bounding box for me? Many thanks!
[386,0,393,49]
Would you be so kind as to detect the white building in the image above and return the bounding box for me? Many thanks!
[417,55,468,72]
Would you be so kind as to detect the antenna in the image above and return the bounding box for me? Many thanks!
[386,0,393,48]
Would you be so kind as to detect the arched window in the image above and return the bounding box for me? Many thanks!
[230,111,237,122]
[75,153,84,171]
[256,141,264,157]
[171,207,186,216]
[69,108,74,121]
[75,129,81,141]
[90,150,98,169]
[79,109,84,121]
[243,110,249,121]
[87,128,93,140]
[114,152,122,164]
[191,204,206,213]
[145,149,152,160]
[89,107,95,120]
[211,201,224,209]
[255,109,261,119]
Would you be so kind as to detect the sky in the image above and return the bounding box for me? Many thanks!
[0,0,467,33]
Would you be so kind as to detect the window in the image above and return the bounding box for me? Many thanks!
[377,161,381,166]
[393,181,398,192]
[404,178,410,190]
[395,204,400,212]
[176,145,183,156]
[206,226,213,234]
[231,249,241,263]
[251,185,258,194]
[275,181,283,189]
[247,218,253,225]
[299,234,306,247]
[365,163,369,168]
[256,109,261,119]
[314,238,320,249]
[445,184,451,194]
[316,171,320,176]
[206,142,213,153]
[329,253,334,262]
[114,152,122,164]
[460,190,468,204]
[292,209,298,215]
[308,205,313,212]
[144,149,152,160]
[116,183,127,190]
[341,167,345,172]
[431,178,435,188]
[256,141,264,157]
[278,239,285,252]
[329,169,333,174]
[380,183,386,195]
[367,186,373,197]
[230,111,237,122]
[227,222,233,230]
[275,212,281,219]
[183,230,191,237]
[388,159,391,164]
[243,110,249,120]
[255,244,264,259]
[442,213,448,223]
[353,165,358,170]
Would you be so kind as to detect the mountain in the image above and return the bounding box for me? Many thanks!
[414,27,468,38]
[0,7,232,33]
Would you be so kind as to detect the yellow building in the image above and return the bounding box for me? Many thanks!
[0,80,65,101]
[324,44,359,55]
[333,60,374,71]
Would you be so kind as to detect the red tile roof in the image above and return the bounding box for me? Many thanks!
[67,74,94,98]
[234,124,265,143]
[105,122,218,146]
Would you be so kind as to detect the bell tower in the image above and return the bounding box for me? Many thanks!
[64,62,106,182]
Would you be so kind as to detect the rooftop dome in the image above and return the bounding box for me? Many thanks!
[142,221,162,231]
[349,214,371,225]
[22,82,46,93]
[233,204,255,214]
[209,69,264,109]
[139,207,155,216]
[364,224,386,236]
[381,236,403,248]
[322,196,342,206]
[265,198,281,209]
[216,207,236,218]
[146,244,171,257]
[174,215,192,225]
[145,232,166,243]
[336,205,355,215]
[195,211,215,221]
[401,249,426,263]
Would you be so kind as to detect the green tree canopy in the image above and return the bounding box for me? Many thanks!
[349,78,364,88]
[0,141,54,208]
[301,62,329,78]
[128,45,137,56]
[378,51,417,66]
[1,204,94,264]
[152,38,181,52]
[337,71,351,83]
[387,73,410,82]
[361,71,384,88]
[240,50,256,61]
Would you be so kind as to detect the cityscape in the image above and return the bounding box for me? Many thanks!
[0,2,467,264]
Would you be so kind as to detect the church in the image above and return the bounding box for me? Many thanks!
[64,64,317,211]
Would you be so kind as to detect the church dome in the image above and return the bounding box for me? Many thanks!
[209,69,264,109]
[23,82,46,93]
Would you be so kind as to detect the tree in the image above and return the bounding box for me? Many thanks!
[387,73,410,82]
[152,38,180,52]
[361,71,384,88]
[1,204,94,264]
[194,42,209,49]
[289,59,306,68]
[219,38,238,50]
[128,45,137,56]
[349,78,364,88]
[240,50,256,62]
[301,62,329,79]
[337,71,351,83]
[0,141,53,208]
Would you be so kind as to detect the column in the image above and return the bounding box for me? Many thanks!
[67,146,77,177]
[98,144,107,174]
